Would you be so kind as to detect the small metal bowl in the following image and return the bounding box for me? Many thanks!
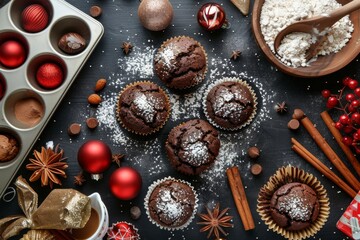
[252,0,360,78]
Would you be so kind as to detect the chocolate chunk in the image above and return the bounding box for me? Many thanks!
[247,146,260,159]
[250,163,262,175]
[90,5,102,17]
[58,32,86,55]
[86,117,98,129]
[68,123,81,136]
[288,118,300,130]
[130,206,141,220]
[292,109,305,120]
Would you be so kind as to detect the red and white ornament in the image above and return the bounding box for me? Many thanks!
[36,62,64,89]
[107,221,139,240]
[109,167,142,200]
[77,140,112,180]
[197,3,228,31]
[21,4,49,33]
[0,40,26,68]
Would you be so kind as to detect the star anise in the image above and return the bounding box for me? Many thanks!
[197,203,233,239]
[230,50,241,60]
[26,144,68,188]
[74,171,86,186]
[275,101,288,113]
[112,153,125,167]
[121,42,133,55]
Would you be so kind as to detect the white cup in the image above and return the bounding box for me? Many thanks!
[87,192,109,240]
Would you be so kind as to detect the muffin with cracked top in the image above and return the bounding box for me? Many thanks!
[116,81,170,135]
[165,119,220,175]
[154,36,207,89]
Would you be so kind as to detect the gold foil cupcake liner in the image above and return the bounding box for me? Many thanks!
[20,230,55,240]
[155,35,208,89]
[144,176,199,231]
[257,165,330,240]
[202,77,258,131]
[116,81,171,135]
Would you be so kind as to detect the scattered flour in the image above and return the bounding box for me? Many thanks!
[260,0,354,67]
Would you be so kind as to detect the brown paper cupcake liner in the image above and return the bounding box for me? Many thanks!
[257,165,330,240]
[116,81,171,135]
[202,77,258,131]
[155,35,208,89]
[144,176,199,231]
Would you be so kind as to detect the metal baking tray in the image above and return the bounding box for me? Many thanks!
[0,0,104,198]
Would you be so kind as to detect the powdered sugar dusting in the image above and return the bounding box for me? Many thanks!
[279,193,313,221]
[96,46,274,196]
[157,188,185,221]
[133,92,157,123]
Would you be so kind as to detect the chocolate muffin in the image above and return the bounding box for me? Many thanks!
[117,81,170,135]
[146,178,197,229]
[204,78,257,130]
[270,182,320,231]
[0,134,19,162]
[154,36,207,89]
[165,119,220,175]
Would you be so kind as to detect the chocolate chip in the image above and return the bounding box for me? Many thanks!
[58,32,86,55]
[90,5,102,17]
[288,118,300,130]
[68,123,81,136]
[247,146,260,159]
[130,206,141,220]
[86,117,98,129]
[292,109,305,120]
[250,164,262,175]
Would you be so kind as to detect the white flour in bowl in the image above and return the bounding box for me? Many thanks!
[260,0,354,67]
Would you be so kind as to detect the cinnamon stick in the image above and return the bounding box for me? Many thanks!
[299,113,360,191]
[291,138,356,198]
[320,111,360,177]
[226,166,255,231]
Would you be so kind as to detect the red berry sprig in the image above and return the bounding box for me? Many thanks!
[322,77,360,154]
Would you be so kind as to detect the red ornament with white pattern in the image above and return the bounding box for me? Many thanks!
[21,4,49,33]
[107,222,139,240]
[197,3,228,31]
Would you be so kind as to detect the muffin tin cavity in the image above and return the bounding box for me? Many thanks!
[4,89,45,130]
[0,31,29,70]
[27,54,67,92]
[9,0,53,33]
[50,17,90,56]
[0,128,21,168]
[0,74,7,101]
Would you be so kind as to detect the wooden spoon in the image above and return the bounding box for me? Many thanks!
[274,0,360,60]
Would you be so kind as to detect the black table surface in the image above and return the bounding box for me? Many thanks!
[0,0,359,239]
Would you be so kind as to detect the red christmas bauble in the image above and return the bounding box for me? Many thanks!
[0,40,26,68]
[107,222,139,240]
[197,3,226,31]
[109,167,142,200]
[77,140,112,180]
[21,4,49,33]
[36,63,64,89]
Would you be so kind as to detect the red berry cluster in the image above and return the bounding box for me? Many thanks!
[322,77,360,154]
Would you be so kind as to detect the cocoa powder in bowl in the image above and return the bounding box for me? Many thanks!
[14,97,44,127]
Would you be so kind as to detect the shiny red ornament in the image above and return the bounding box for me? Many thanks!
[77,140,112,180]
[21,4,49,33]
[109,167,142,200]
[36,63,64,89]
[197,3,227,31]
[0,40,26,68]
[107,222,139,240]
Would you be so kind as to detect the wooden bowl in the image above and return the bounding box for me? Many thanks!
[252,0,360,78]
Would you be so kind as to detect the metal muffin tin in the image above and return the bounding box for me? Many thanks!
[0,0,104,198]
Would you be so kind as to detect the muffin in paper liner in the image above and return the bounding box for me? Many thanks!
[154,36,208,89]
[165,119,220,175]
[20,230,55,240]
[107,221,140,240]
[116,81,171,135]
[202,77,258,131]
[257,165,330,240]
[144,176,199,231]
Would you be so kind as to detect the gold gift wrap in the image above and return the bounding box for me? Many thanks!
[0,176,91,240]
